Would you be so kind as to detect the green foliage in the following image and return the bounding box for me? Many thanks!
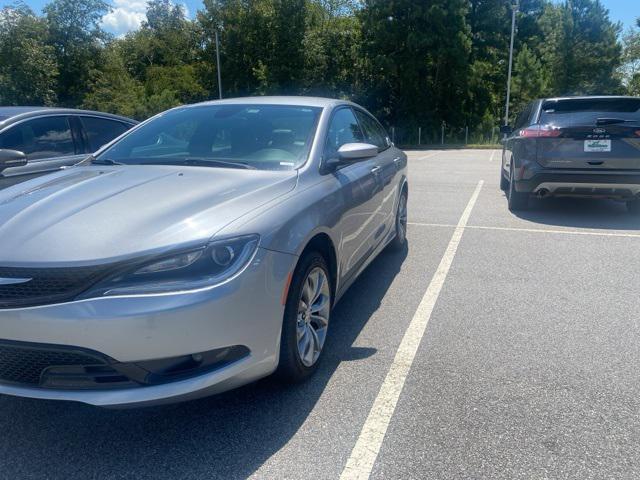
[0,0,631,136]
[0,3,58,105]
[43,0,111,106]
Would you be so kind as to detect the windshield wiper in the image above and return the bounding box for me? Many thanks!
[91,158,126,166]
[596,118,639,126]
[178,157,256,170]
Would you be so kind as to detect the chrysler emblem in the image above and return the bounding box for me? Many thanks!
[593,128,606,134]
[0,277,32,285]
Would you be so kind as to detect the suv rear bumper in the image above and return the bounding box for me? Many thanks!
[514,170,640,199]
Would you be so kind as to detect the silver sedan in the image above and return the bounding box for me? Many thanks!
[0,97,408,407]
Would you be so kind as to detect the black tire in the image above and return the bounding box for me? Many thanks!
[276,251,332,383]
[388,189,408,251]
[508,165,528,211]
[626,199,640,214]
[500,170,509,191]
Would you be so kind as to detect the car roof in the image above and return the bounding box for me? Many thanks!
[0,107,137,128]
[540,95,640,103]
[190,96,353,109]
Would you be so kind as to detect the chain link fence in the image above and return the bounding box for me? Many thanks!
[388,124,500,147]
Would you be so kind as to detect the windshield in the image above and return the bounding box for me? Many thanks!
[539,98,640,127]
[96,104,322,170]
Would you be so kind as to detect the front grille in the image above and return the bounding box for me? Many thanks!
[0,265,111,308]
[0,341,109,385]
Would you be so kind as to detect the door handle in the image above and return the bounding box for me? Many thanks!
[370,166,382,174]
[393,157,401,163]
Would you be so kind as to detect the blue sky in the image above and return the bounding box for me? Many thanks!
[2,0,639,37]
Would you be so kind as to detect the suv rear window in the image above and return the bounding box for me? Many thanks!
[539,98,640,127]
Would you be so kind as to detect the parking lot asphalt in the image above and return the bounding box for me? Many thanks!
[2,149,640,479]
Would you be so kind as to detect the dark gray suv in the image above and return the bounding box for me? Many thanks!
[501,96,640,212]
[0,107,137,188]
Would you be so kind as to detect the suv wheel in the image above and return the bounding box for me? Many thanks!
[508,165,528,211]
[500,169,509,191]
[276,251,332,382]
[626,199,640,214]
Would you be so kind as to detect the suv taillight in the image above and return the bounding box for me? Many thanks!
[519,126,561,138]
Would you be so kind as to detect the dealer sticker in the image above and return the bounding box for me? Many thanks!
[584,139,611,152]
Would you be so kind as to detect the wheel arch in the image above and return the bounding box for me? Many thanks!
[298,232,338,301]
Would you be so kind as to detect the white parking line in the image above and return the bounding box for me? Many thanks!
[488,150,496,162]
[408,222,640,239]
[340,180,484,480]
[417,151,440,161]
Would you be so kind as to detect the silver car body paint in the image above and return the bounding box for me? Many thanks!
[0,97,408,406]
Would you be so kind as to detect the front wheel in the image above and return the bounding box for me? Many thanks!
[276,251,332,382]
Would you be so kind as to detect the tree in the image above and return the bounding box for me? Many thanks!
[512,43,549,113]
[43,0,111,106]
[621,19,640,95]
[358,0,471,139]
[539,0,623,95]
[82,47,148,119]
[0,3,58,105]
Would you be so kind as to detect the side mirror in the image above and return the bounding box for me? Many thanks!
[0,149,27,172]
[500,125,513,135]
[337,143,379,160]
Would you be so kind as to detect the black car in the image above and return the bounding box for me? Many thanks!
[0,107,137,188]
[500,96,640,212]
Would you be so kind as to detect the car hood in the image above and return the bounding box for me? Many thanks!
[0,165,297,265]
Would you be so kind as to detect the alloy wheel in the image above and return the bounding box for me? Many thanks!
[397,193,408,242]
[296,267,330,367]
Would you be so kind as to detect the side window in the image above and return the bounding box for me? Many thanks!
[80,117,130,151]
[354,110,388,150]
[324,108,364,160]
[514,104,532,131]
[0,116,74,160]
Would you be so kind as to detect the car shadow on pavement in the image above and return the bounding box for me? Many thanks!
[0,244,408,480]
[513,197,640,230]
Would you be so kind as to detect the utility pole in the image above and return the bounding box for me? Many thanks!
[504,0,519,126]
[215,29,223,99]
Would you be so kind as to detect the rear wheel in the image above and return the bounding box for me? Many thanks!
[626,199,640,214]
[500,169,509,191]
[276,251,332,382]
[388,189,408,251]
[508,165,529,211]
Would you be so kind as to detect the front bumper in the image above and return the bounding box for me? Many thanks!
[514,167,640,199]
[0,247,296,407]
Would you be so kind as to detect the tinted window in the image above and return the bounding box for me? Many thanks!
[98,105,321,170]
[0,116,74,160]
[354,110,388,149]
[80,117,130,151]
[539,98,640,127]
[325,108,364,159]
[514,103,533,130]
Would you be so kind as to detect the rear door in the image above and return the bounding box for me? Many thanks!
[0,115,85,177]
[535,97,640,170]
[77,115,132,153]
[502,101,536,176]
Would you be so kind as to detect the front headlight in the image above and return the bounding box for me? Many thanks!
[81,235,259,297]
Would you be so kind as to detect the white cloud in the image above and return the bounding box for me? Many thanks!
[101,0,191,37]
[101,0,147,36]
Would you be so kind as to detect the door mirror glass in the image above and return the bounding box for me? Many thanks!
[0,149,27,171]
[337,143,379,160]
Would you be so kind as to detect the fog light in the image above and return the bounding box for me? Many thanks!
[212,246,234,266]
